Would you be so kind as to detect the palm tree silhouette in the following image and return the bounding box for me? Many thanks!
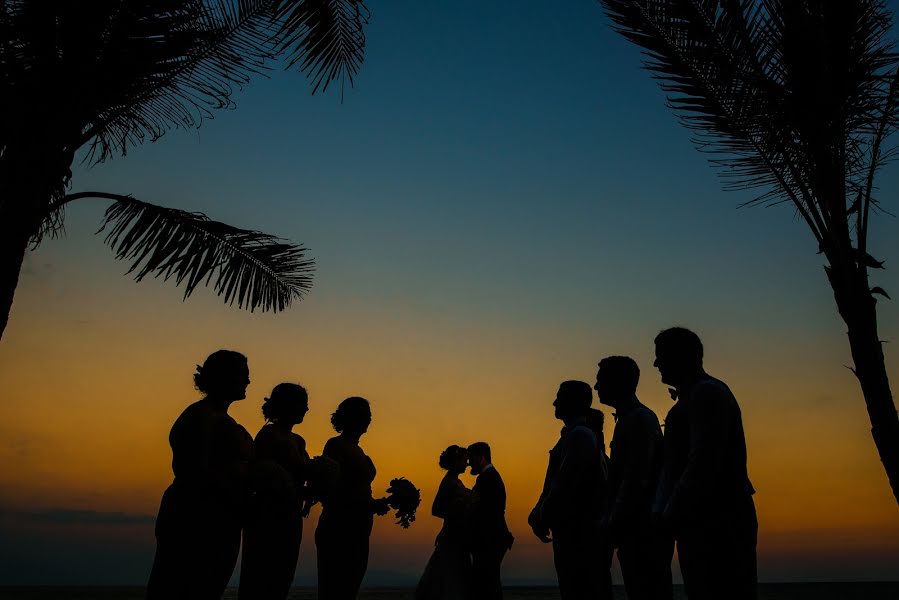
[0,0,370,339]
[600,0,899,504]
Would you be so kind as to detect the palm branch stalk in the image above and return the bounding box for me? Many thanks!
[600,0,899,503]
[0,0,368,340]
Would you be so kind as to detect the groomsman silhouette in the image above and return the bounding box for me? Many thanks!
[595,356,672,600]
[467,442,514,600]
[652,328,757,600]
[529,381,612,600]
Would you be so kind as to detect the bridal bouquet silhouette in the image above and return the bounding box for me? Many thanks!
[385,477,421,528]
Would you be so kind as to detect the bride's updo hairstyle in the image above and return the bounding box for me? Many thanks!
[193,350,247,395]
[438,445,467,471]
[262,383,308,423]
[330,396,371,433]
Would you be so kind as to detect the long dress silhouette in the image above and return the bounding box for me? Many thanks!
[239,383,311,600]
[147,350,253,600]
[414,446,473,600]
[315,397,388,600]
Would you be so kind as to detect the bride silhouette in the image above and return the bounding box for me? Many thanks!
[414,445,473,600]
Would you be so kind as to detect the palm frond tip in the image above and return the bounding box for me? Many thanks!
[275,0,369,95]
[98,195,314,312]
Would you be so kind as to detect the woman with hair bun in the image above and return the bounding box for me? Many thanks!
[315,396,390,600]
[147,350,253,600]
[238,383,311,600]
[414,445,473,600]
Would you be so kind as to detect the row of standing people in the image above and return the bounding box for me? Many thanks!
[145,349,392,600]
[145,323,757,600]
[529,327,757,600]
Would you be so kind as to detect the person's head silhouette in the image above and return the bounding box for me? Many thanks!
[439,445,469,476]
[331,396,372,439]
[553,380,592,423]
[594,356,640,409]
[654,327,704,390]
[467,442,491,475]
[262,383,309,426]
[194,350,249,407]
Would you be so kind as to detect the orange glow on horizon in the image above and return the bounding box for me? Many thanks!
[1,259,898,582]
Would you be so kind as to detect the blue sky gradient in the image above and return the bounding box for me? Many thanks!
[1,0,898,585]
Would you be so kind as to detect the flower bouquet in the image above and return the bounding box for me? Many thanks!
[385,477,421,528]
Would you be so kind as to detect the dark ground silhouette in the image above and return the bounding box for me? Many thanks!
[4,584,899,600]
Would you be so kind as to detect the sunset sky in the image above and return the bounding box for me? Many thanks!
[1,0,898,586]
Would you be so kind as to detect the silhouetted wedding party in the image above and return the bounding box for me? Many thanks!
[2,2,897,600]
[145,327,756,600]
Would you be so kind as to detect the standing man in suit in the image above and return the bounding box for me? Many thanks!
[595,356,672,600]
[652,327,757,600]
[528,380,612,600]
[467,442,514,600]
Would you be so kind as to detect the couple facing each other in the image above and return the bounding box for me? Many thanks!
[415,443,515,600]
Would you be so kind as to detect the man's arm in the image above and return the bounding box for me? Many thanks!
[609,412,659,528]
[665,382,731,520]
[529,455,555,543]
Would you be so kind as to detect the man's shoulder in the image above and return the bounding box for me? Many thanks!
[566,424,598,444]
[691,376,737,406]
[484,465,503,482]
[620,404,662,433]
[621,402,660,422]
[480,466,505,489]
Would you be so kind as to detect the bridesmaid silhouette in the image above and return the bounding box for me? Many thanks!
[239,383,311,600]
[414,445,473,600]
[146,350,253,600]
[315,397,390,600]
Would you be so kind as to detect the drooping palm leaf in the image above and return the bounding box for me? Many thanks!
[0,1,372,167]
[274,0,368,96]
[599,0,899,252]
[78,0,280,161]
[89,193,314,312]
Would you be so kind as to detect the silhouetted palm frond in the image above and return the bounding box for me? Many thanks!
[274,0,369,96]
[96,194,314,312]
[78,0,280,161]
[0,1,371,165]
[600,0,899,247]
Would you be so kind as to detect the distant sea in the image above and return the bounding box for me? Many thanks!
[2,585,899,600]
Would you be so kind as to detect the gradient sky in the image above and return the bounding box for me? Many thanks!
[1,0,898,586]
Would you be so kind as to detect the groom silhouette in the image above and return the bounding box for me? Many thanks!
[467,442,514,600]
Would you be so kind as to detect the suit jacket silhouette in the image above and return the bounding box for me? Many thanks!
[469,466,514,553]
